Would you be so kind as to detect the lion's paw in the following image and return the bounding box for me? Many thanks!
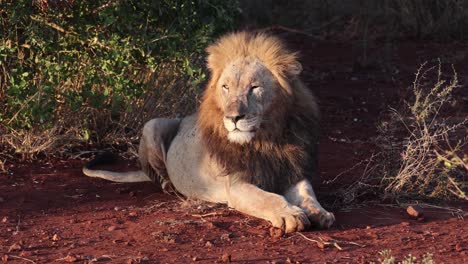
[308,210,335,229]
[269,206,311,233]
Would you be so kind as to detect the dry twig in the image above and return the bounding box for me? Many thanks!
[9,255,36,264]
[191,211,228,218]
[296,233,345,250]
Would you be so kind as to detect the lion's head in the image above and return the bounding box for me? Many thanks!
[198,31,319,192]
[200,31,306,144]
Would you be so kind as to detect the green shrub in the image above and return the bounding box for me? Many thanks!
[0,0,239,158]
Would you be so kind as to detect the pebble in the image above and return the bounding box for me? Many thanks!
[205,241,213,248]
[456,244,463,252]
[221,253,231,263]
[220,233,232,241]
[128,212,138,217]
[108,225,117,231]
[63,255,78,263]
[52,234,60,241]
[406,205,423,218]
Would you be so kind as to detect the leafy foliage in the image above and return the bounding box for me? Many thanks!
[0,0,239,157]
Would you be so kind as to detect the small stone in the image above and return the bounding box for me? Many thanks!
[128,212,138,217]
[221,253,231,263]
[316,241,325,249]
[52,234,60,241]
[406,205,423,218]
[69,219,76,224]
[456,244,463,252]
[108,225,117,231]
[221,233,232,241]
[205,241,213,248]
[192,256,198,261]
[62,255,78,263]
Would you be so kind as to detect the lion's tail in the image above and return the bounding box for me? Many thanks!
[82,152,151,183]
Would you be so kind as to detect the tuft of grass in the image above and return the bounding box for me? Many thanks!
[379,63,467,200]
[374,250,435,264]
[335,62,467,202]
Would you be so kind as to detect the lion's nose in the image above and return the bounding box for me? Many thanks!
[226,114,245,124]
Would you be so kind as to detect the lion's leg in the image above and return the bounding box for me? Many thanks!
[283,179,335,228]
[139,118,180,191]
[227,181,310,233]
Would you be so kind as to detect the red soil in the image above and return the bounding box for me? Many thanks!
[1,36,467,263]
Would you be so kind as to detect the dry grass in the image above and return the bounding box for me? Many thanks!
[380,63,467,200]
[1,63,201,163]
[336,63,467,202]
[375,250,435,264]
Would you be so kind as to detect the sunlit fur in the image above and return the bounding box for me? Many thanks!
[198,31,320,193]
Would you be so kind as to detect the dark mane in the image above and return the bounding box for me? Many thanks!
[199,80,319,194]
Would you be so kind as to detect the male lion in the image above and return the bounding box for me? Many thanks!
[83,31,335,233]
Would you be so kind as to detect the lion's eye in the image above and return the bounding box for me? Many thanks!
[222,85,229,92]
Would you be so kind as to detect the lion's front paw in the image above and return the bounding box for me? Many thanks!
[308,210,335,229]
[269,206,311,233]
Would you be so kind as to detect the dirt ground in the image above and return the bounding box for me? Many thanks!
[1,35,467,263]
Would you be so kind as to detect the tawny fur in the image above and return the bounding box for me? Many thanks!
[199,32,320,193]
[83,31,335,232]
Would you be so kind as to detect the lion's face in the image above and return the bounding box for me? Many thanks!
[216,57,279,144]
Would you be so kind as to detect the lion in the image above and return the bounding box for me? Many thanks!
[83,31,335,233]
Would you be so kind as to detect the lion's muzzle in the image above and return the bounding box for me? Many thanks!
[223,116,259,144]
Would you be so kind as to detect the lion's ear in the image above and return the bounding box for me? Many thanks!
[205,45,219,72]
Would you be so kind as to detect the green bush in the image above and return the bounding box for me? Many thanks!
[0,0,239,157]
